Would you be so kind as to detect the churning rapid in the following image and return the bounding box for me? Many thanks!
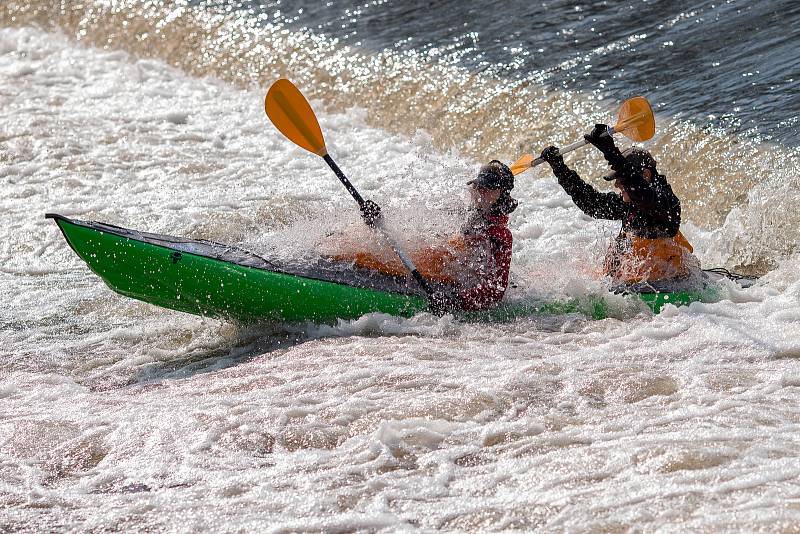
[1,1,800,531]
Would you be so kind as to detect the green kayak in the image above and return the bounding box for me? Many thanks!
[47,214,721,323]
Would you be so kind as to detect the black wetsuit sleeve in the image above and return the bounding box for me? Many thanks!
[597,143,633,178]
[551,160,627,221]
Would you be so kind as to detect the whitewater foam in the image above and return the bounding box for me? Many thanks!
[1,26,800,533]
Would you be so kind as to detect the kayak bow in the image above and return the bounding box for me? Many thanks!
[46,214,427,322]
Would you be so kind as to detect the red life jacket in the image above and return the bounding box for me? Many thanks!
[456,214,512,311]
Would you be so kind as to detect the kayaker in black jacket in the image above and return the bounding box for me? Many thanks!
[540,124,698,284]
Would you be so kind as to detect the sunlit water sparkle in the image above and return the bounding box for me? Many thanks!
[1,3,800,531]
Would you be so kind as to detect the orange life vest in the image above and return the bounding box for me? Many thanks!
[332,213,514,311]
[334,236,465,284]
[604,231,697,283]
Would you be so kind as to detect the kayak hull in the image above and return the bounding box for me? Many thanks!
[47,214,720,323]
[48,214,427,323]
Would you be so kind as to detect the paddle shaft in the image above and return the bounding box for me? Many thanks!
[322,154,436,297]
[323,154,367,208]
[529,125,617,168]
[376,227,436,296]
[265,79,440,307]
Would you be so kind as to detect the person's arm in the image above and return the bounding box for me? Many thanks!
[584,123,636,177]
[541,146,627,220]
[457,226,512,311]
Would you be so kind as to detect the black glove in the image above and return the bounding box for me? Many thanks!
[361,199,382,226]
[540,146,564,168]
[584,123,615,153]
[429,290,459,315]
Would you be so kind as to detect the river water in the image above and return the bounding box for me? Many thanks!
[1,1,800,531]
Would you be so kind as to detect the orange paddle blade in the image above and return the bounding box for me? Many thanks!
[613,96,655,142]
[264,79,328,157]
[510,153,534,175]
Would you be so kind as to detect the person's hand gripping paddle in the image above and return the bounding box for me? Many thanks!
[509,96,655,175]
[264,79,451,314]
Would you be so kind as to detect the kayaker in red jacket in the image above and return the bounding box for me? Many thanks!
[332,160,517,311]
[454,160,517,310]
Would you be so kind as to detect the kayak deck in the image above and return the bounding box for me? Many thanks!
[47,214,428,322]
[47,214,723,323]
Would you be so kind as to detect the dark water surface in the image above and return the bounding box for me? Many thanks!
[207,0,800,145]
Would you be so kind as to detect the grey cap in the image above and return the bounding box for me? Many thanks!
[603,147,657,181]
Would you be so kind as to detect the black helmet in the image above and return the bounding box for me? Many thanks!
[603,147,657,181]
[468,160,514,191]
